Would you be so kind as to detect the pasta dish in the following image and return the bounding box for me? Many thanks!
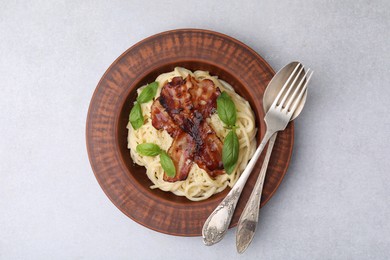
[127,67,256,201]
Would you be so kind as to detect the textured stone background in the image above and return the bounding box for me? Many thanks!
[1,0,389,259]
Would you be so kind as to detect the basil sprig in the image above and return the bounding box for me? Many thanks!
[217,91,237,128]
[160,150,176,177]
[137,82,158,104]
[136,143,176,178]
[217,91,239,175]
[136,143,161,156]
[129,82,159,130]
[222,130,239,174]
[129,102,143,130]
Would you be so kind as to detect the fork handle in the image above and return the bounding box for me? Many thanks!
[236,132,277,253]
[202,130,274,246]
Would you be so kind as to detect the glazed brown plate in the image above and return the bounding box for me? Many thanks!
[86,29,294,236]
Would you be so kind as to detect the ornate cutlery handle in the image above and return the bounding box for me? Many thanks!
[202,182,245,246]
[202,130,274,246]
[236,132,277,253]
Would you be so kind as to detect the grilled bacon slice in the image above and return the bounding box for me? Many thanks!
[188,76,221,118]
[194,122,224,177]
[151,75,224,181]
[151,99,181,138]
[159,76,194,130]
[164,132,196,182]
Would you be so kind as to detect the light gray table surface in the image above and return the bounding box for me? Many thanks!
[1,0,389,259]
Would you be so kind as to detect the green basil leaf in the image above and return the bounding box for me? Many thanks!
[136,143,162,157]
[217,91,237,127]
[222,130,239,175]
[160,150,176,177]
[224,161,237,175]
[129,102,143,130]
[137,82,159,104]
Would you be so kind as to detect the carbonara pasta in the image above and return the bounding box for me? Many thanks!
[127,67,257,201]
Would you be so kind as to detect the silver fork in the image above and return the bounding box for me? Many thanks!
[202,63,311,246]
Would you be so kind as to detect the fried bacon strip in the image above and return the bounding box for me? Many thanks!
[151,99,181,138]
[151,75,224,181]
[159,76,194,132]
[193,122,224,177]
[188,77,220,118]
[164,132,196,182]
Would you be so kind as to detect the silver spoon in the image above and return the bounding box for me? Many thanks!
[236,62,312,253]
[202,62,312,246]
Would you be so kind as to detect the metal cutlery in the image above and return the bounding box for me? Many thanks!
[236,63,313,253]
[202,62,311,246]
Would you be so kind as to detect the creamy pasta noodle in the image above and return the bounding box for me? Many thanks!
[127,67,257,201]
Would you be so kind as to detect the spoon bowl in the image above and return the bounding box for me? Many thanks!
[263,61,307,119]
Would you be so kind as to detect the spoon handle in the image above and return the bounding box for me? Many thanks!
[202,130,274,246]
[236,132,277,253]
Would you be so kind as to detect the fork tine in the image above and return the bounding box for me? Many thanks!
[288,70,313,114]
[271,63,301,108]
[278,65,305,109]
[285,68,310,109]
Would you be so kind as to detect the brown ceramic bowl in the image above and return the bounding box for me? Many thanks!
[86,29,294,236]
